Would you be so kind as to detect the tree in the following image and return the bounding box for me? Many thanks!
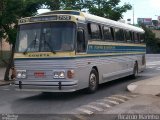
[43,0,83,10]
[0,0,5,58]
[0,0,42,80]
[60,0,83,10]
[40,0,61,10]
[82,0,132,20]
[142,25,160,53]
[44,0,131,21]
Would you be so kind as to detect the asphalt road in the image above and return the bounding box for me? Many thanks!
[0,54,160,114]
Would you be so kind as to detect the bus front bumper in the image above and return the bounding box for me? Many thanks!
[14,80,78,92]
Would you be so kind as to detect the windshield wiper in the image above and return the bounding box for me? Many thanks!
[44,40,56,54]
[23,34,37,55]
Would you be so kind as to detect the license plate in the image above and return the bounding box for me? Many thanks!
[34,72,45,78]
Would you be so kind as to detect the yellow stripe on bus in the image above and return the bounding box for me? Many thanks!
[88,41,146,47]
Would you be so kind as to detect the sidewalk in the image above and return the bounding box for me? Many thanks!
[68,76,160,120]
[0,67,14,86]
[127,76,160,95]
[96,75,160,119]
[85,95,160,120]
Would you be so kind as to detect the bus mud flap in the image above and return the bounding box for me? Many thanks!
[19,81,22,89]
[58,81,62,90]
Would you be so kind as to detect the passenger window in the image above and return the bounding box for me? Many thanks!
[115,28,124,42]
[130,32,135,43]
[110,28,114,40]
[134,33,140,43]
[90,24,101,40]
[103,26,113,41]
[140,34,145,43]
[125,31,132,43]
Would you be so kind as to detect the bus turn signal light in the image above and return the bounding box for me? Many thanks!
[67,70,75,79]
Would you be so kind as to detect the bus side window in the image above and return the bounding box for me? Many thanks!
[115,28,124,42]
[99,25,103,40]
[103,26,113,41]
[77,29,86,52]
[140,34,145,43]
[134,33,140,43]
[137,33,140,43]
[130,32,134,43]
[110,28,115,40]
[87,23,92,39]
[90,23,101,40]
[125,31,132,43]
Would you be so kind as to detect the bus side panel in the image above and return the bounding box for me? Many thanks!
[98,55,133,83]
[74,54,146,89]
[126,54,146,73]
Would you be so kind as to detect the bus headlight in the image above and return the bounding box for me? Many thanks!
[17,72,22,79]
[21,73,27,79]
[16,70,27,79]
[53,71,65,79]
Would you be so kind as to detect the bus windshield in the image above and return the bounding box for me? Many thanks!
[15,22,76,53]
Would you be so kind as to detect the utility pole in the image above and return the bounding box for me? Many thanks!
[133,4,135,25]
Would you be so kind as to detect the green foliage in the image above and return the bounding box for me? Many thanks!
[44,0,132,21]
[142,26,160,53]
[83,0,132,20]
[0,0,45,80]
[44,0,83,10]
[60,0,80,10]
[0,0,42,45]
[43,0,61,10]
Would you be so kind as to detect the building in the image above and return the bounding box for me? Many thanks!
[137,18,154,28]
[137,17,160,29]
[0,39,11,66]
[0,39,11,51]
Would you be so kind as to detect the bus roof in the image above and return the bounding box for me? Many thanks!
[39,10,144,33]
[82,13,144,33]
[20,10,144,33]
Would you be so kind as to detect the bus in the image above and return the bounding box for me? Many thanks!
[14,10,146,93]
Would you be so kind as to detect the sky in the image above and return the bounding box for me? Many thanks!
[120,0,160,24]
[38,0,160,24]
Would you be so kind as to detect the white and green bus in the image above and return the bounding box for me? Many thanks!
[14,10,146,93]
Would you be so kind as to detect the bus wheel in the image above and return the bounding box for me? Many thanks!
[86,69,98,93]
[132,62,138,78]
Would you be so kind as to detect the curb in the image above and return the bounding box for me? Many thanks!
[127,83,160,95]
[127,75,160,95]
[127,83,138,93]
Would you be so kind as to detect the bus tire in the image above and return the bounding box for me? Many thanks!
[86,69,98,93]
[132,62,138,78]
